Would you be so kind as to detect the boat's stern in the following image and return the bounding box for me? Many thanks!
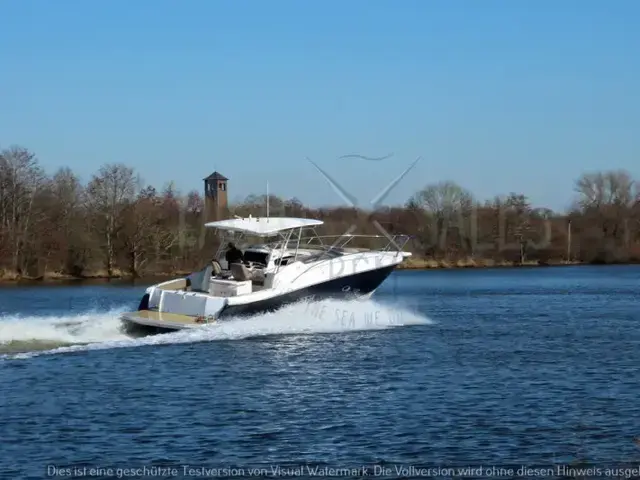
[121,281,228,334]
[120,309,217,335]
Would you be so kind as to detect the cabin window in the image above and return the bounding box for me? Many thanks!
[274,256,294,266]
[219,183,226,191]
[243,250,268,265]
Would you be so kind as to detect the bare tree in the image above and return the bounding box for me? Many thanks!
[234,194,286,217]
[574,170,637,209]
[500,193,532,262]
[0,146,46,275]
[41,167,85,274]
[119,186,158,277]
[284,197,304,217]
[408,181,474,256]
[573,170,638,261]
[85,163,136,276]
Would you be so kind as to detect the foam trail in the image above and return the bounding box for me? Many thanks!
[0,308,130,354]
[3,298,431,360]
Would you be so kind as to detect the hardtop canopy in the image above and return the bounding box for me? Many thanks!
[204,216,323,237]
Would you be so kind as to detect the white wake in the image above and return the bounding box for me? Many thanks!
[0,298,431,360]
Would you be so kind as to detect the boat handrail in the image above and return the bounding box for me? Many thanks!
[212,228,413,274]
[259,234,412,254]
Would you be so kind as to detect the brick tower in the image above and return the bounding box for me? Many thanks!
[203,171,229,223]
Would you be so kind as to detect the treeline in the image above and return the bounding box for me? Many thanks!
[1,145,639,280]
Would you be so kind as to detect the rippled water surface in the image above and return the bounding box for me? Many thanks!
[1,266,639,479]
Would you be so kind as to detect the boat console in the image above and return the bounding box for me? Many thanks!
[209,278,253,297]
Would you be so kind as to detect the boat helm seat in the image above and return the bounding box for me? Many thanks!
[188,264,213,293]
[230,263,253,282]
[211,260,223,276]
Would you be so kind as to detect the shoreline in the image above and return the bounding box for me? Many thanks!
[399,258,586,270]
[1,258,637,286]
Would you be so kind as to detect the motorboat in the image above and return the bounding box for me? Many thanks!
[120,215,412,334]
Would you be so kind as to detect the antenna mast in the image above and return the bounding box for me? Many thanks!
[266,181,270,218]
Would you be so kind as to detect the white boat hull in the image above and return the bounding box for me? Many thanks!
[120,258,401,334]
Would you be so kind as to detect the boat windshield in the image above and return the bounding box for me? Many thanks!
[242,250,269,266]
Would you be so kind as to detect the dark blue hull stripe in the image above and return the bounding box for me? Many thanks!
[219,264,397,319]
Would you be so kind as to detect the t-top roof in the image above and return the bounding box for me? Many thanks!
[205,216,323,236]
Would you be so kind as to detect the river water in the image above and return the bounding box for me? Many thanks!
[1,266,638,479]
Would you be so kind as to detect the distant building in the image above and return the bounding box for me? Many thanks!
[203,171,228,222]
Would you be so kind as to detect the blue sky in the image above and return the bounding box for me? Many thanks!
[1,0,638,212]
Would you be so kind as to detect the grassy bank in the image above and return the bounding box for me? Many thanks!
[0,268,192,285]
[397,257,585,270]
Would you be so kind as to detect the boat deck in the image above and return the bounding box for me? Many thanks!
[121,310,216,329]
